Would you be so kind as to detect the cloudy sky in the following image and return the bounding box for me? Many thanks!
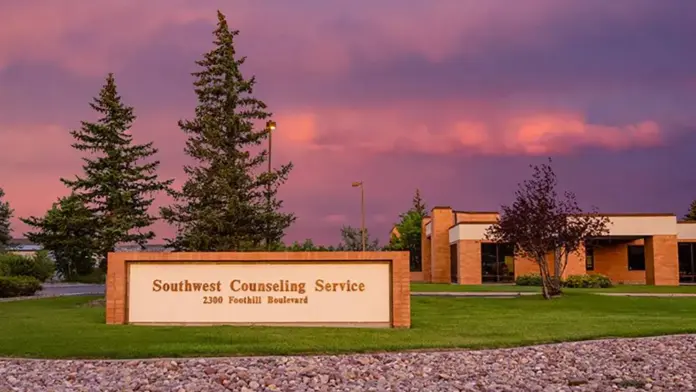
[1,0,695,245]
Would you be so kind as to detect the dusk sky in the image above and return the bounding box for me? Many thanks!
[1,1,696,245]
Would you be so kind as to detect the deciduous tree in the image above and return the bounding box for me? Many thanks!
[485,158,609,299]
[337,225,381,251]
[160,11,295,251]
[22,194,97,279]
[387,189,428,271]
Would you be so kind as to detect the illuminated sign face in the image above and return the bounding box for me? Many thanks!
[127,262,391,325]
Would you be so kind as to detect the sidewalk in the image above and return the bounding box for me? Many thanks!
[411,291,538,298]
[412,291,696,298]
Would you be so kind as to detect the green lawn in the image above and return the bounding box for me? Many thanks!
[411,283,696,294]
[1,294,696,359]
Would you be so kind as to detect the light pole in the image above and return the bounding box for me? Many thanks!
[266,120,276,250]
[351,181,366,252]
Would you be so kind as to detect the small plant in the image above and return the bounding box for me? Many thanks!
[516,273,543,286]
[0,276,42,297]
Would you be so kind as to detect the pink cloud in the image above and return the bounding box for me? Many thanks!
[271,106,663,156]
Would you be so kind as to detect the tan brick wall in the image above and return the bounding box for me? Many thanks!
[430,208,454,283]
[514,248,585,280]
[515,256,540,278]
[563,246,587,278]
[421,217,432,282]
[106,251,411,328]
[457,240,482,284]
[592,239,645,284]
[645,235,679,286]
[410,271,425,282]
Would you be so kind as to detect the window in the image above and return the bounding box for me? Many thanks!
[627,245,645,271]
[678,243,696,283]
[585,245,594,271]
[481,243,515,283]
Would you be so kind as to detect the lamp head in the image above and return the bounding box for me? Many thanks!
[351,181,362,187]
[266,120,277,131]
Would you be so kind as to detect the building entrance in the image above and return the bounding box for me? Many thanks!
[678,242,696,283]
[481,243,515,283]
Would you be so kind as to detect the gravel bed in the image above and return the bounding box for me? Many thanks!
[1,334,694,391]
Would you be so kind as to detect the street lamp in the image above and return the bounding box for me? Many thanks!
[266,120,276,250]
[351,181,366,252]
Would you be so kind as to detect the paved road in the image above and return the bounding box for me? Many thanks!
[38,283,105,297]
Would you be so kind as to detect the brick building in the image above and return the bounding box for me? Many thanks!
[416,206,696,286]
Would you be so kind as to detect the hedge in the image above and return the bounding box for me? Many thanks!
[515,273,613,288]
[0,276,42,298]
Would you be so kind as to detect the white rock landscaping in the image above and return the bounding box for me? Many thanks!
[0,334,694,391]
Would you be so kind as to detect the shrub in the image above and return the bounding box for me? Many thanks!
[587,274,613,288]
[0,258,8,276]
[0,276,42,298]
[67,269,106,284]
[0,252,55,282]
[563,274,612,288]
[516,273,543,286]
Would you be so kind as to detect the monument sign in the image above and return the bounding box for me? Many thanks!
[106,252,410,328]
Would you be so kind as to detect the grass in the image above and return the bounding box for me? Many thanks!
[1,294,696,359]
[411,283,696,293]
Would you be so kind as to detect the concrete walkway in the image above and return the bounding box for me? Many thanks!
[594,292,696,297]
[411,291,538,298]
[412,291,696,298]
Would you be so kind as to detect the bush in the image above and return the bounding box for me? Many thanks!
[0,252,55,282]
[516,273,543,286]
[0,276,42,298]
[563,274,613,288]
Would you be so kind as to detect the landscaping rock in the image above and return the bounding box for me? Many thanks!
[0,334,694,391]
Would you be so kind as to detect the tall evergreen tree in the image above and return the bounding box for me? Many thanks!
[411,188,427,216]
[0,187,13,252]
[61,74,173,266]
[685,200,696,221]
[160,11,296,251]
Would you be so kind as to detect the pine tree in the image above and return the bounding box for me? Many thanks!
[22,194,97,279]
[685,200,696,221]
[61,74,173,266]
[411,188,427,216]
[160,11,296,251]
[0,187,13,252]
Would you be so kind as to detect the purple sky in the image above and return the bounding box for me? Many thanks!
[1,0,695,245]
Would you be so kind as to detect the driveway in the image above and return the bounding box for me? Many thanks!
[38,283,105,297]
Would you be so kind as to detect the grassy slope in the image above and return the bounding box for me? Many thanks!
[1,294,695,359]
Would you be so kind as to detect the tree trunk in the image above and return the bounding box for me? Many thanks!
[548,247,564,297]
[536,255,553,299]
